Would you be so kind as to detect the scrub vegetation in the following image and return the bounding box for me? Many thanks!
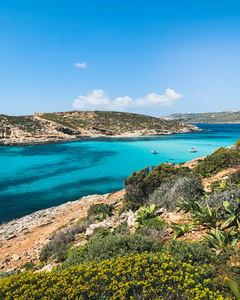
[0,114,43,133]
[41,110,187,134]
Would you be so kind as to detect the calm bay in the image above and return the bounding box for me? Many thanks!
[0,123,240,224]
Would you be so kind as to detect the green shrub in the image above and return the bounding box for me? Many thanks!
[221,199,240,228]
[40,240,72,263]
[137,214,168,240]
[0,270,16,279]
[210,178,239,193]
[142,216,167,231]
[123,164,191,211]
[22,262,35,271]
[165,240,214,265]
[235,139,240,149]
[139,226,168,240]
[40,218,94,262]
[230,169,240,185]
[87,203,114,221]
[114,221,130,235]
[59,233,163,270]
[148,175,204,211]
[193,147,240,178]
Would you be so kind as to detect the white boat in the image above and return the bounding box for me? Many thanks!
[151,149,157,154]
[189,148,198,153]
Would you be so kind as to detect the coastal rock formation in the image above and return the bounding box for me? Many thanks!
[0,119,22,139]
[0,190,125,272]
[0,194,110,243]
[85,210,137,239]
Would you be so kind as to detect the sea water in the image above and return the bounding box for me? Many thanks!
[0,123,240,223]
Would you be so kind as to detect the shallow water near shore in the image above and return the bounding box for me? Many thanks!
[1,123,240,223]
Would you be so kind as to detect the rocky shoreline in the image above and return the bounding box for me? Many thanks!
[0,125,201,146]
[0,191,125,272]
[0,193,115,241]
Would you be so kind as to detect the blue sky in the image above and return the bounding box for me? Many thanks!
[1,0,240,116]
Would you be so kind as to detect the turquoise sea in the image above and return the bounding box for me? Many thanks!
[0,123,240,224]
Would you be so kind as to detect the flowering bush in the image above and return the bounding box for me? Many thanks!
[0,252,229,300]
[59,233,162,270]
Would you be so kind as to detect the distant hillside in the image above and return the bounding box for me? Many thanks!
[40,111,195,134]
[0,110,200,145]
[164,110,240,123]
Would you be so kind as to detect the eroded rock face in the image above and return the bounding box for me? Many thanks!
[0,123,22,139]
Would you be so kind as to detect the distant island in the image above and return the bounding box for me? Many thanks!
[164,110,240,123]
[0,111,200,145]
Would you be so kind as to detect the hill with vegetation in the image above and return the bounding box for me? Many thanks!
[0,111,199,145]
[164,110,240,123]
[1,140,240,299]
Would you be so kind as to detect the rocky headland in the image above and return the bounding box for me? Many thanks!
[0,111,201,146]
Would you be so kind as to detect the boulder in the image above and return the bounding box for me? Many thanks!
[11,254,20,262]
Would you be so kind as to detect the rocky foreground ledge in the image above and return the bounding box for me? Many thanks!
[0,191,125,272]
[0,194,110,242]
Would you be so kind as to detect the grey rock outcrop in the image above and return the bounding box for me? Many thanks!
[0,194,109,242]
[85,210,137,239]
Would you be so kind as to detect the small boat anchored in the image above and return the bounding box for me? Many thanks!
[189,148,198,153]
[151,149,157,154]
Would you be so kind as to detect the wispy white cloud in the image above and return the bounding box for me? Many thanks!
[72,88,182,111]
[74,62,87,68]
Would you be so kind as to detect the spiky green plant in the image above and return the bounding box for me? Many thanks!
[176,196,198,212]
[202,227,240,252]
[212,178,240,193]
[134,204,158,228]
[222,198,240,228]
[187,202,220,228]
[224,277,240,300]
[171,222,197,239]
[88,203,114,222]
